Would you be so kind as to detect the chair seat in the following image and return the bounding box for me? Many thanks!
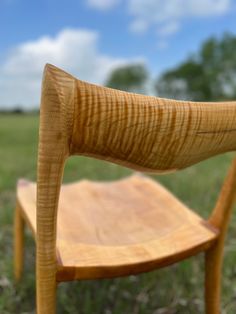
[17,175,218,281]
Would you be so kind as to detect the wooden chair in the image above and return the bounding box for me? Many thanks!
[14,63,236,314]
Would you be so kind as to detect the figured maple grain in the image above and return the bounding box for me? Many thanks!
[17,175,218,282]
[71,73,236,173]
[14,63,236,314]
[205,158,236,314]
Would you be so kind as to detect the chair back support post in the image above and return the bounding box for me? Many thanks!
[209,158,236,230]
[36,65,74,313]
[205,159,236,313]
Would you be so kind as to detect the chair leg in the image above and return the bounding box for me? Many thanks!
[37,269,57,313]
[14,202,25,281]
[205,240,224,314]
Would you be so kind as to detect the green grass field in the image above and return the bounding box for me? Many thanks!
[0,113,236,313]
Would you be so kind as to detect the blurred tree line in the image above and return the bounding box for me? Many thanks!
[2,33,236,114]
[106,33,236,101]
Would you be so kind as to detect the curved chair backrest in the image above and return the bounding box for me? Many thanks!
[40,64,236,173]
[36,64,236,309]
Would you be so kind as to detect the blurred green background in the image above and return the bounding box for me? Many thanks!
[1,1,236,313]
[0,113,236,313]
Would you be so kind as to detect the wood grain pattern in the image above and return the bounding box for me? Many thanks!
[70,70,236,173]
[35,65,70,314]
[17,175,218,282]
[14,63,236,313]
[205,158,236,313]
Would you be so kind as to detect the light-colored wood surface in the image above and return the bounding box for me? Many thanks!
[35,65,67,314]
[17,174,218,282]
[14,201,25,281]
[205,158,236,314]
[70,70,236,173]
[14,63,236,313]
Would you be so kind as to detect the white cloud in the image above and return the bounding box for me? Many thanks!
[155,22,178,50]
[157,21,180,37]
[129,0,231,35]
[0,28,132,108]
[156,40,169,50]
[129,19,149,34]
[87,0,120,11]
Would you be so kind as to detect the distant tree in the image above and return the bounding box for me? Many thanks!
[155,33,236,101]
[106,64,149,93]
[12,107,24,114]
[0,107,24,114]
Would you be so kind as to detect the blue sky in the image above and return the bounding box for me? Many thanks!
[0,0,236,108]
